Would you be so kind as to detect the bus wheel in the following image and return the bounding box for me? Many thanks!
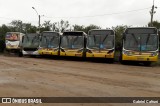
[143,62,151,66]
[108,59,114,63]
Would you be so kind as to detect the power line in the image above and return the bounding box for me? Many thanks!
[0,17,15,20]
[44,7,151,19]
[0,16,38,24]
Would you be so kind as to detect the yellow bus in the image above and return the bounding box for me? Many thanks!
[60,31,87,57]
[38,31,60,56]
[86,29,115,62]
[121,27,159,66]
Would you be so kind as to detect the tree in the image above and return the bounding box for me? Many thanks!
[0,24,11,52]
[84,24,101,34]
[148,20,160,29]
[112,25,128,50]
[73,24,85,31]
[10,20,23,32]
[0,24,11,39]
[53,20,70,33]
[73,24,101,33]
[22,23,37,33]
[41,20,52,32]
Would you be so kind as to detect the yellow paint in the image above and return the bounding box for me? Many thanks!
[122,54,158,62]
[38,48,58,56]
[60,49,83,57]
[86,50,114,58]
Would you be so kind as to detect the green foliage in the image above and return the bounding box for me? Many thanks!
[0,24,11,40]
[53,20,70,33]
[84,24,101,34]
[0,24,10,52]
[112,25,128,50]
[148,20,160,29]
[9,20,37,33]
[41,21,52,32]
[73,24,85,32]
[73,24,101,33]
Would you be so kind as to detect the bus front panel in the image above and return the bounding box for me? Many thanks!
[60,32,85,57]
[86,30,115,59]
[38,32,60,56]
[5,32,21,50]
[122,28,159,62]
[22,33,40,56]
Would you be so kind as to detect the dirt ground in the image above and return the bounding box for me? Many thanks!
[0,55,160,106]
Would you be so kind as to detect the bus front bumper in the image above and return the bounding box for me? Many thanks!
[22,50,39,55]
[60,51,83,57]
[86,52,114,58]
[122,54,158,62]
[38,50,59,56]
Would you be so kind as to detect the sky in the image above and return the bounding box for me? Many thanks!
[0,0,160,28]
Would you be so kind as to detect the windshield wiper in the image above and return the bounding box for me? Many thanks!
[31,36,38,43]
[131,34,138,44]
[72,36,82,48]
[102,34,109,44]
[146,34,151,45]
[25,35,30,41]
[41,36,48,47]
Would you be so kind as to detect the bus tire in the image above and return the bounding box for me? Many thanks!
[108,59,114,63]
[143,62,151,66]
[18,52,23,57]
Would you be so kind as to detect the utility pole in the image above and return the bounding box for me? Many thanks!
[32,7,43,33]
[150,0,157,27]
[39,15,40,32]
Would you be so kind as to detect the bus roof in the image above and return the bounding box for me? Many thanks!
[63,31,86,36]
[125,27,157,34]
[42,31,59,33]
[25,33,39,36]
[41,31,60,36]
[88,29,115,35]
[6,32,23,34]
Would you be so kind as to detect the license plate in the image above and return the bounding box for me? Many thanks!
[137,57,144,61]
[75,54,81,57]
[27,52,33,54]
[45,52,51,54]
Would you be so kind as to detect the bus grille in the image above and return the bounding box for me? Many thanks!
[23,48,38,51]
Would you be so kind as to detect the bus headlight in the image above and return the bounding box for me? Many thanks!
[38,48,43,51]
[107,49,114,54]
[86,49,92,53]
[123,50,133,56]
[77,49,84,53]
[151,52,158,57]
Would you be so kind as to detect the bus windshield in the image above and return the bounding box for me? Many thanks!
[40,32,59,48]
[124,34,158,51]
[23,34,39,48]
[87,34,114,50]
[61,36,84,49]
[6,33,19,41]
